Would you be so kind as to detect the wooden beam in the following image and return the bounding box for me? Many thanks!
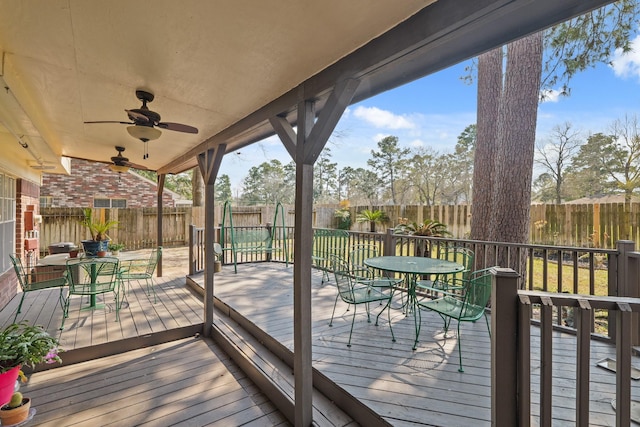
[269,116,297,161]
[304,78,359,164]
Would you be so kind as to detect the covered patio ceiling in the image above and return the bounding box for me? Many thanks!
[0,0,613,181]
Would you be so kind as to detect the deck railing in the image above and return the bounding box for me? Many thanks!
[492,249,640,425]
[189,224,640,424]
[189,225,623,339]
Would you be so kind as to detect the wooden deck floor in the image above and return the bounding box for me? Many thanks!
[0,264,291,426]
[194,262,640,427]
[21,336,290,426]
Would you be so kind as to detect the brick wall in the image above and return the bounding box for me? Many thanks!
[41,158,179,208]
[1,179,40,312]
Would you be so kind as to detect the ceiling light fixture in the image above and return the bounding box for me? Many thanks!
[109,164,130,174]
[126,125,161,159]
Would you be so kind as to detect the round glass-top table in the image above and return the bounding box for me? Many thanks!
[364,256,464,276]
[364,256,465,346]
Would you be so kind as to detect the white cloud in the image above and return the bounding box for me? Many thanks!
[611,35,640,80]
[353,106,415,129]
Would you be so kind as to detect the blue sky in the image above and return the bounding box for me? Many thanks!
[218,35,640,193]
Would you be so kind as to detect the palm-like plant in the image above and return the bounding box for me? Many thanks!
[355,209,388,232]
[80,208,119,241]
[394,219,451,257]
[394,219,450,237]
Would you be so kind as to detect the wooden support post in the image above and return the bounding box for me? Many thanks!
[156,174,165,277]
[293,99,315,427]
[198,146,226,338]
[491,267,519,426]
[273,79,359,427]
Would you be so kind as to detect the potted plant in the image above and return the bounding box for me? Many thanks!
[0,392,31,425]
[355,209,388,233]
[80,208,119,256]
[393,219,451,257]
[108,242,125,256]
[0,322,62,408]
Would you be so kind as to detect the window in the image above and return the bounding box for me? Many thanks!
[111,199,127,208]
[0,172,16,273]
[94,198,127,208]
[40,196,53,207]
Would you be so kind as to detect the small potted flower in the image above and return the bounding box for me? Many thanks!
[0,321,62,415]
[108,242,125,256]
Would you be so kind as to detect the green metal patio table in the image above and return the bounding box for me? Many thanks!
[364,256,464,346]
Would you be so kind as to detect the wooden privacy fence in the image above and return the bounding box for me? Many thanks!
[529,202,640,249]
[39,207,195,254]
[39,202,640,255]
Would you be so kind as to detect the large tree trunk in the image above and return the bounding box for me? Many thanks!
[192,167,205,206]
[470,48,502,242]
[489,32,543,270]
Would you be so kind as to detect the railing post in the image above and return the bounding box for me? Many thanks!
[383,229,395,256]
[188,224,196,276]
[491,267,520,426]
[616,240,639,345]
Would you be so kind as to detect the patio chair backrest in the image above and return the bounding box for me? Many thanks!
[146,247,162,275]
[348,244,379,279]
[9,254,28,290]
[329,255,356,303]
[439,246,474,282]
[9,254,67,291]
[459,268,493,321]
[67,257,120,295]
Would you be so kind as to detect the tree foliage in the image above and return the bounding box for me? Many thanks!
[367,136,411,204]
[534,122,582,203]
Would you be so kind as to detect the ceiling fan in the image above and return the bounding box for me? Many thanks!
[109,146,146,173]
[85,90,199,159]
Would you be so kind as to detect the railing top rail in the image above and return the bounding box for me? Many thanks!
[519,289,640,311]
[396,234,618,255]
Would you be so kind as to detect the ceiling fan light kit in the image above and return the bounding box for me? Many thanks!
[85,90,198,160]
[126,125,162,142]
[108,164,129,174]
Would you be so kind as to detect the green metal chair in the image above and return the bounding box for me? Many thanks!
[415,268,493,372]
[119,247,162,303]
[329,256,395,347]
[416,246,474,296]
[61,257,122,330]
[312,229,350,285]
[348,244,403,303]
[9,254,67,322]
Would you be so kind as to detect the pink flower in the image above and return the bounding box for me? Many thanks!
[44,347,61,364]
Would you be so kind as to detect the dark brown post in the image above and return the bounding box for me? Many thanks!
[616,240,639,345]
[383,229,394,256]
[188,224,196,276]
[491,267,520,426]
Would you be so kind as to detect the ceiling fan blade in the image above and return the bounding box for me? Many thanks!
[84,120,133,125]
[125,109,152,124]
[124,161,149,170]
[157,122,199,134]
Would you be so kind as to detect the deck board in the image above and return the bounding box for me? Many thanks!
[20,337,286,426]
